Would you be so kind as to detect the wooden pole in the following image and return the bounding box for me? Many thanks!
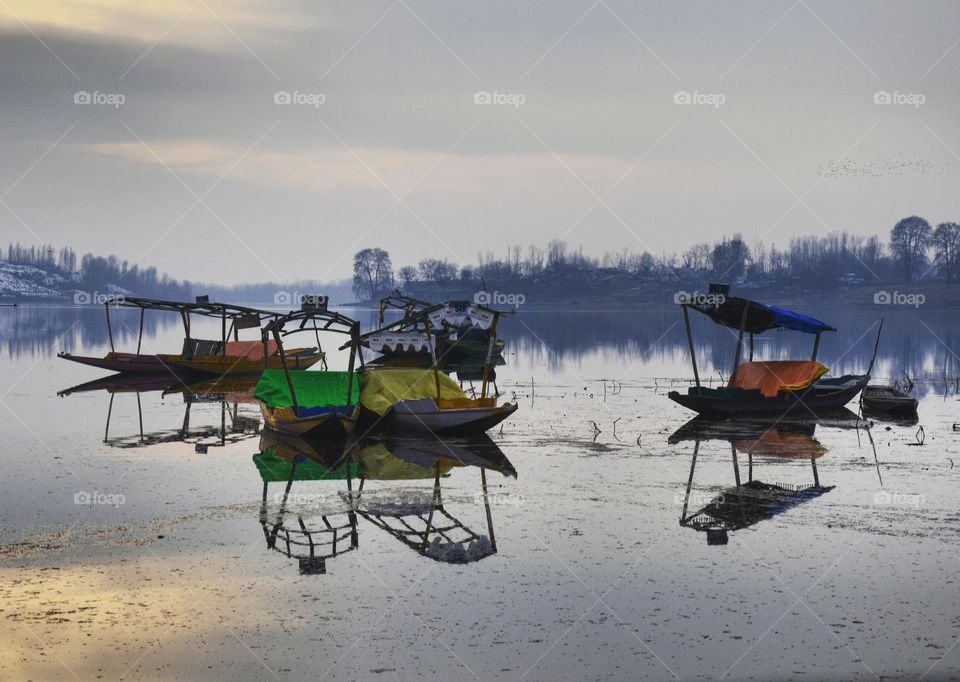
[731,443,741,488]
[481,313,500,399]
[273,328,298,411]
[749,332,754,361]
[423,321,442,400]
[732,302,749,374]
[346,323,358,408]
[136,307,145,354]
[867,318,885,376]
[105,302,115,353]
[811,333,821,361]
[682,305,700,388]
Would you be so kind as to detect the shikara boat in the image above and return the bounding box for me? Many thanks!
[668,286,875,416]
[356,301,517,435]
[360,293,506,370]
[58,296,323,377]
[254,303,362,436]
[861,385,918,417]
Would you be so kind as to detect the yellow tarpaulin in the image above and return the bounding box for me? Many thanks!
[359,368,466,416]
[358,443,458,479]
[728,360,828,398]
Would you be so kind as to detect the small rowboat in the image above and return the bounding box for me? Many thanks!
[861,385,918,416]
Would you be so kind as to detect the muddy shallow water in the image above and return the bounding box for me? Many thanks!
[1,305,959,681]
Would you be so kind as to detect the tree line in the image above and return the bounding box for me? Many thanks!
[350,216,960,301]
[4,242,191,300]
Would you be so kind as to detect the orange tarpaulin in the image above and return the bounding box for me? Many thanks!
[727,360,828,398]
[225,340,277,361]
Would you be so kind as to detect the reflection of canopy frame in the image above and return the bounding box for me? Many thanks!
[668,416,868,541]
[260,452,359,575]
[101,295,288,355]
[352,465,498,563]
[102,390,260,448]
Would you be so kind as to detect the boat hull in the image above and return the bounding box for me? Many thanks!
[58,352,174,374]
[375,397,518,435]
[165,350,322,376]
[258,402,359,436]
[668,375,868,416]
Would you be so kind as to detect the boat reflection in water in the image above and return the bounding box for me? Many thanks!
[58,374,262,449]
[254,429,516,574]
[668,410,868,545]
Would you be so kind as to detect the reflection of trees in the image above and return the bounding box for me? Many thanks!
[1,306,176,359]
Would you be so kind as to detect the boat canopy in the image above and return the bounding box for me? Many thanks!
[688,296,836,335]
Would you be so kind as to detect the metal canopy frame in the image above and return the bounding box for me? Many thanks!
[260,308,363,414]
[679,296,834,388]
[101,295,288,355]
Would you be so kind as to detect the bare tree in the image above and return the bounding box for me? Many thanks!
[890,216,932,282]
[352,248,393,301]
[933,222,960,284]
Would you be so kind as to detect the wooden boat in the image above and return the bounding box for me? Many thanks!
[58,296,323,376]
[254,303,362,437]
[668,286,876,416]
[357,302,517,435]
[861,384,918,416]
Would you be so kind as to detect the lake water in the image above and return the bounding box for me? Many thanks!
[1,303,959,681]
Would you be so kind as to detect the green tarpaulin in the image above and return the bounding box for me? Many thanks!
[254,369,357,408]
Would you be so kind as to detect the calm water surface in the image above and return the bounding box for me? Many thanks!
[1,304,959,681]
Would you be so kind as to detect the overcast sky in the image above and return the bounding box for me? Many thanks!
[0,1,957,284]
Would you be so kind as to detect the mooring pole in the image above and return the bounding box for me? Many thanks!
[732,303,749,374]
[682,305,700,388]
